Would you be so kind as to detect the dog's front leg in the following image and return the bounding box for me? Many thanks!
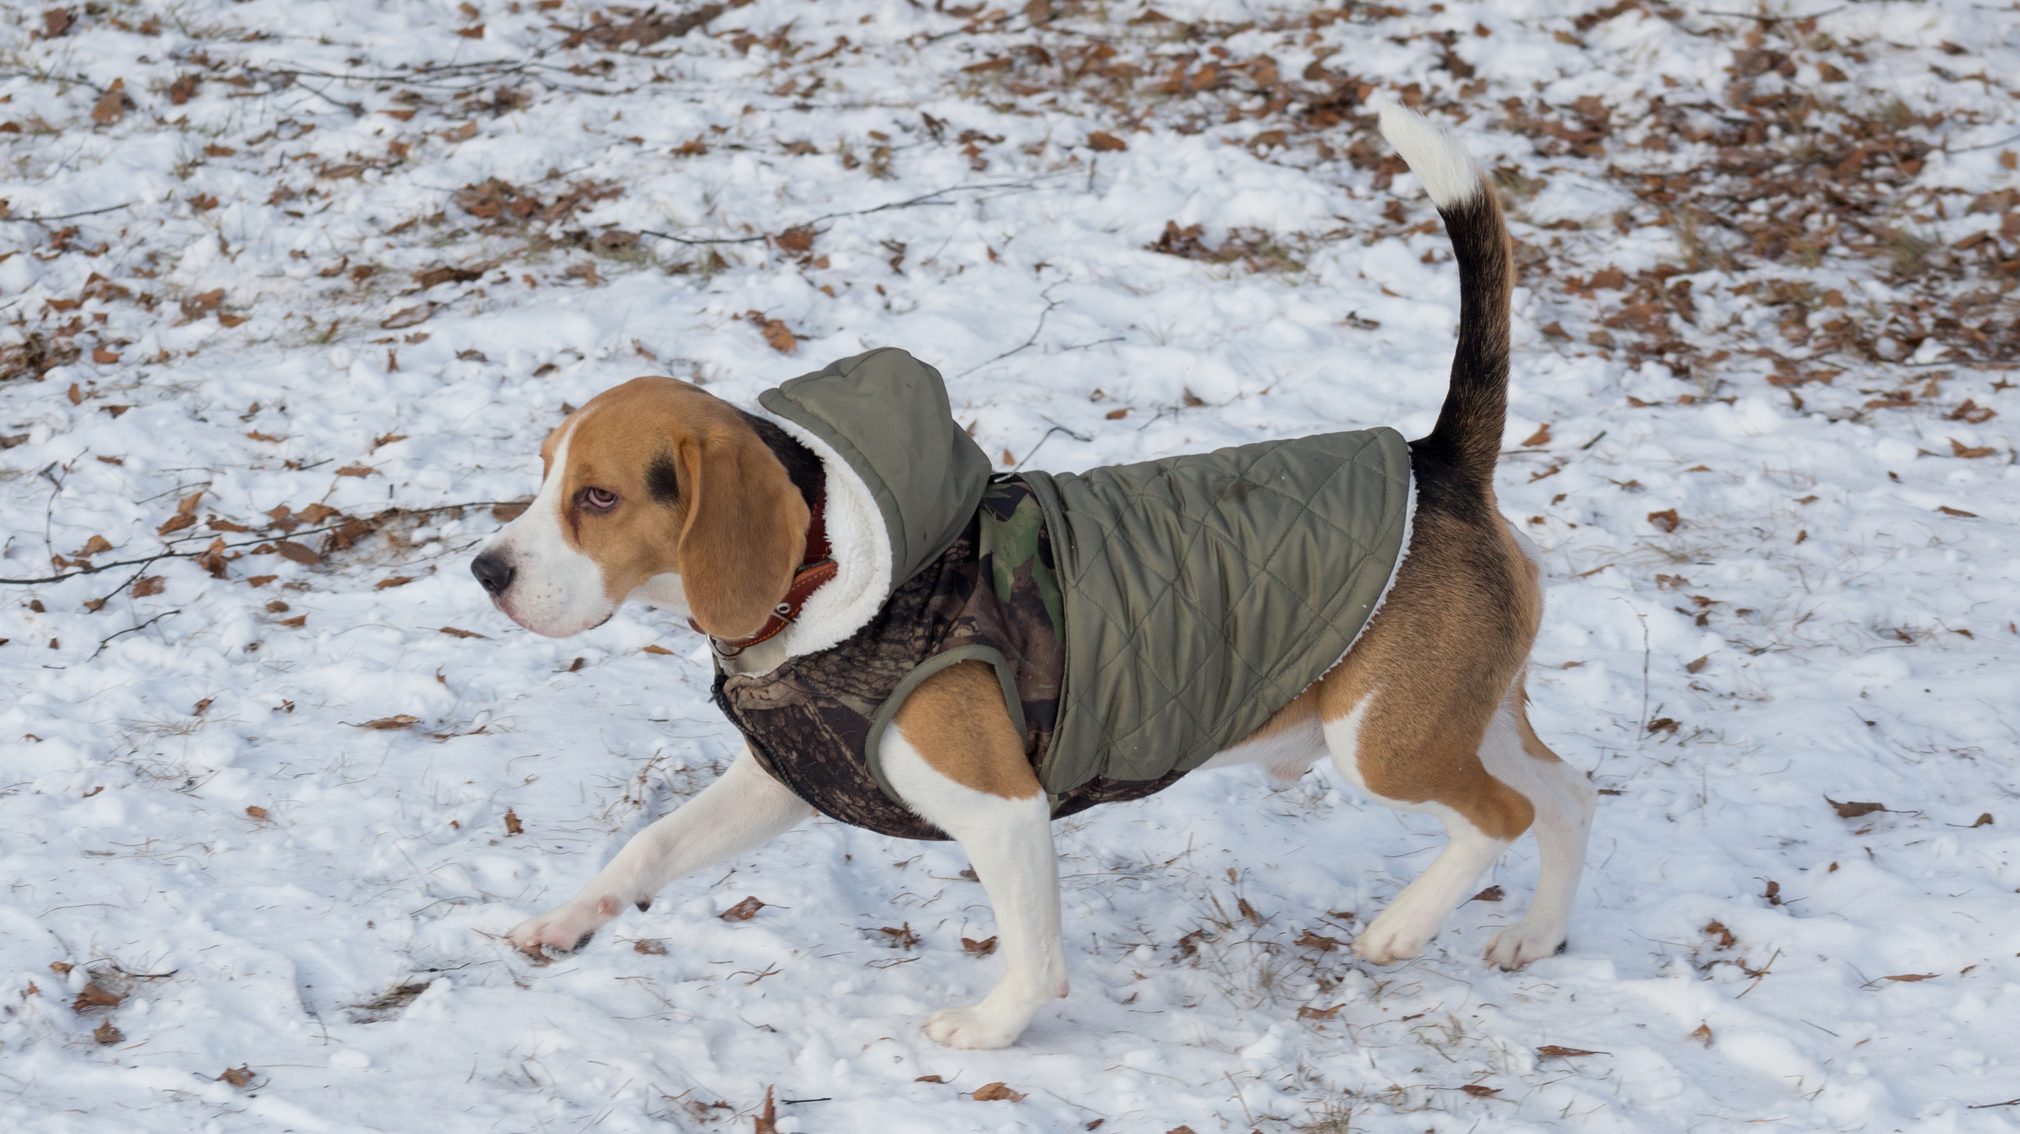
[881,668,1069,1049]
[507,746,811,958]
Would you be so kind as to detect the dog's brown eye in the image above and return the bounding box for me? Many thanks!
[580,487,619,512]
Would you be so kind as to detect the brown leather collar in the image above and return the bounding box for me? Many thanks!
[692,494,835,658]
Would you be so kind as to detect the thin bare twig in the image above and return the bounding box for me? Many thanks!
[90,610,180,661]
[0,500,512,586]
[0,203,134,224]
[641,178,1056,249]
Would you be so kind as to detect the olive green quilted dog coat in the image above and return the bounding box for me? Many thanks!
[720,348,1412,833]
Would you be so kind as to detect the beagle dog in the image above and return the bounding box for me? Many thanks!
[471,106,1596,1049]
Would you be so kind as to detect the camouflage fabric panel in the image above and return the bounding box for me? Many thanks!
[715,478,1068,841]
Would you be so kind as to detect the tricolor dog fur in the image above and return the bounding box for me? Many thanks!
[472,106,1597,1049]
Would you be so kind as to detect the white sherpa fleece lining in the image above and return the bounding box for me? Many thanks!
[755,407,895,657]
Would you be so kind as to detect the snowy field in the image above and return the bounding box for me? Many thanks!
[4,1,2017,1131]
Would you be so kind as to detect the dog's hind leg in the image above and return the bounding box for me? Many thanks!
[1478,680,1596,968]
[882,662,1068,1050]
[1324,695,1529,964]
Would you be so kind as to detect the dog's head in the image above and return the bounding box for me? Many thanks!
[472,378,810,639]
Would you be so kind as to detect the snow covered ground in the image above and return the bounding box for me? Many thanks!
[3,1,2017,1130]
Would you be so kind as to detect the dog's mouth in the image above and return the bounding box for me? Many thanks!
[488,593,613,639]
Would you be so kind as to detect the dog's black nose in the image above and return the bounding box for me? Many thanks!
[471,551,515,596]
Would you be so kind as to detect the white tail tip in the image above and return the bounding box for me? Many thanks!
[1377,103,1485,210]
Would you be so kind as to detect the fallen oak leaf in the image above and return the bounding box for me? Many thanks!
[91,78,131,125]
[93,1020,124,1045]
[131,576,166,598]
[1086,130,1128,151]
[1520,422,1552,447]
[1646,508,1681,533]
[1296,1003,1344,1020]
[720,895,765,921]
[219,1065,255,1088]
[1460,1084,1500,1098]
[1827,797,1886,819]
[503,808,524,836]
[356,715,419,730]
[272,541,321,566]
[1537,1045,1606,1059]
[1882,972,1938,983]
[960,935,998,956]
[1949,438,1995,459]
[971,1082,1026,1102]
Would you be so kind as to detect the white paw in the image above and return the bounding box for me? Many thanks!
[923,1002,1030,1050]
[1353,906,1439,965]
[506,895,624,960]
[1484,921,1566,970]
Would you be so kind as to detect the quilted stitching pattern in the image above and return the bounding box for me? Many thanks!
[1026,428,1411,795]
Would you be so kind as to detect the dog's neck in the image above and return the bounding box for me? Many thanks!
[739,410,824,511]
[711,407,895,676]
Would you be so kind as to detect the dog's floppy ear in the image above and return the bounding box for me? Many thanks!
[676,424,809,639]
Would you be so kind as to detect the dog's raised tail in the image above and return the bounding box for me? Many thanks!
[1379,104,1512,490]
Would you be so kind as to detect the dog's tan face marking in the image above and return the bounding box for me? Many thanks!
[476,378,809,639]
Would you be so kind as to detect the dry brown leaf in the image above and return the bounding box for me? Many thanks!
[381,303,439,330]
[1703,920,1736,948]
[76,534,113,557]
[43,9,76,37]
[775,226,816,255]
[972,1082,1026,1102]
[1827,797,1886,819]
[375,575,414,589]
[1969,812,1993,828]
[220,1065,255,1088]
[915,1074,945,1083]
[744,310,798,354]
[92,346,120,364]
[1537,1045,1604,1059]
[73,979,125,1012]
[1937,505,1978,518]
[1296,1003,1343,1020]
[438,626,487,639]
[1686,654,1708,674]
[1087,130,1128,152]
[720,895,765,921]
[754,1086,778,1134]
[1949,438,1995,459]
[273,541,321,565]
[1882,972,1937,983]
[245,805,269,822]
[93,1019,124,1045]
[1460,1084,1500,1098]
[641,644,673,655]
[335,465,374,478]
[91,79,130,125]
[1690,1022,1713,1045]
[503,808,524,836]
[1646,717,1679,734]
[1646,508,1681,533]
[358,715,419,730]
[131,576,166,598]
[1469,885,1504,902]
[1294,928,1341,952]
[961,935,998,956]
[1521,423,1552,447]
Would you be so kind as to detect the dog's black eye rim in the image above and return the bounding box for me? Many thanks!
[579,486,619,512]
